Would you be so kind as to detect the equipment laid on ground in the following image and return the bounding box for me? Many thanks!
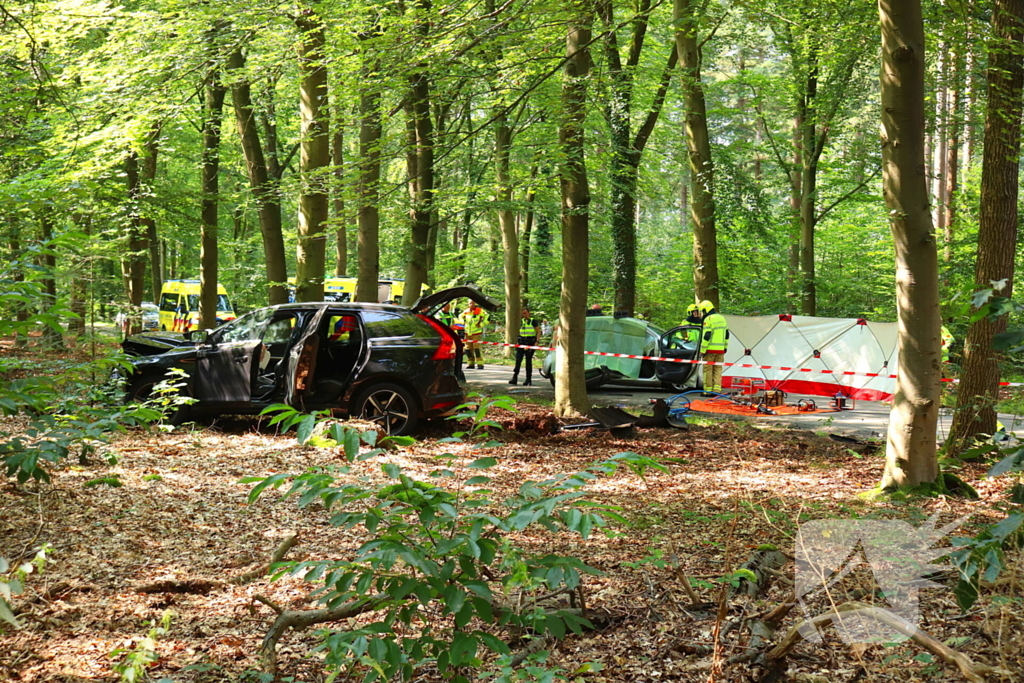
[796,399,817,412]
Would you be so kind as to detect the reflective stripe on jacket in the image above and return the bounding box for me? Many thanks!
[700,312,729,354]
[518,318,540,341]
[463,310,489,335]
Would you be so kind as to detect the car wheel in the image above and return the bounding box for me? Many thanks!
[355,383,419,436]
[128,374,192,425]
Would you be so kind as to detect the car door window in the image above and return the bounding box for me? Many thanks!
[361,311,431,339]
[217,309,272,343]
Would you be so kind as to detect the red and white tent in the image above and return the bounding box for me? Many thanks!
[721,314,899,401]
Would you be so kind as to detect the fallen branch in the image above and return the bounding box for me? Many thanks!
[766,602,1004,682]
[260,593,390,673]
[135,578,224,594]
[509,636,553,667]
[231,535,299,586]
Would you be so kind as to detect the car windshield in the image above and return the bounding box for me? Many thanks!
[186,294,233,312]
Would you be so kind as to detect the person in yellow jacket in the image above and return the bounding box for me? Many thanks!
[698,300,729,395]
[509,307,541,385]
[941,325,953,364]
[682,303,703,344]
[461,302,490,369]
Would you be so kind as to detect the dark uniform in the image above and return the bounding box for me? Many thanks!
[509,314,541,386]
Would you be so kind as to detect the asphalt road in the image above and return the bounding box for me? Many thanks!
[462,363,1024,443]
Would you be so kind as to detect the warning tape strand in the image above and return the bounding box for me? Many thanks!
[470,339,1023,387]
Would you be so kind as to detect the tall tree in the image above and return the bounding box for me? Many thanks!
[878,0,941,488]
[947,0,1024,452]
[555,4,593,419]
[140,124,162,302]
[294,10,329,303]
[674,0,718,307]
[332,105,348,277]
[355,28,383,304]
[402,0,435,304]
[199,36,227,331]
[228,48,288,305]
[124,151,148,330]
[601,0,677,317]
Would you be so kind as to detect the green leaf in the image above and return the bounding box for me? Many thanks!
[466,476,491,486]
[468,457,497,469]
[954,578,979,611]
[476,630,511,655]
[382,462,401,479]
[296,414,317,444]
[449,632,477,667]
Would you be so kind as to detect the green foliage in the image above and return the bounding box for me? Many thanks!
[0,545,50,632]
[949,514,1024,611]
[110,610,174,683]
[244,397,665,681]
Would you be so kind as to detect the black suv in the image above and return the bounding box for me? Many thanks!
[118,287,497,435]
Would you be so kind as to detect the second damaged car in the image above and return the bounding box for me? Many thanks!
[118,287,498,436]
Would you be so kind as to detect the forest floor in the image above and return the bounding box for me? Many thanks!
[1,400,1023,683]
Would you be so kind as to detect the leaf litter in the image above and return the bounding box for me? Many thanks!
[0,403,1021,682]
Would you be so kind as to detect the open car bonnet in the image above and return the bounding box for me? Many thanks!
[122,331,194,356]
[409,286,499,315]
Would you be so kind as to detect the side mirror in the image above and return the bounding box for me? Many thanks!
[189,329,211,344]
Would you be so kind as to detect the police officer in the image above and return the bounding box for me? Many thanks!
[509,307,541,386]
[698,300,729,395]
[437,302,456,328]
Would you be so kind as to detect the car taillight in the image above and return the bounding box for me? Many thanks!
[417,314,457,360]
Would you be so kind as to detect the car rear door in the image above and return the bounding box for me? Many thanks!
[654,325,702,388]
[285,308,328,406]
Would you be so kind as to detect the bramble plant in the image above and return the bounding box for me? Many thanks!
[110,610,174,683]
[246,395,664,682]
[0,545,51,632]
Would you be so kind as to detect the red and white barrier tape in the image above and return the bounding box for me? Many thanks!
[470,339,1024,387]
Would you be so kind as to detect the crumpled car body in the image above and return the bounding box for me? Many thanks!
[538,316,702,391]
[118,286,498,435]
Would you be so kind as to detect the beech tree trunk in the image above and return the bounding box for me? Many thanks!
[403,70,434,304]
[140,125,162,302]
[947,0,1024,452]
[39,210,63,348]
[295,12,329,303]
[10,218,28,347]
[124,151,147,333]
[495,113,521,356]
[333,111,347,277]
[878,0,941,489]
[555,6,592,419]
[199,64,226,331]
[228,49,288,305]
[675,0,718,308]
[356,40,382,303]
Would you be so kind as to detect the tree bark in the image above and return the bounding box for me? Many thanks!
[228,49,288,305]
[68,214,91,336]
[495,111,521,357]
[200,59,226,331]
[356,38,382,303]
[555,6,593,419]
[39,209,63,348]
[947,0,1024,451]
[124,151,148,334]
[943,47,963,263]
[9,217,28,347]
[798,63,819,315]
[675,0,718,308]
[295,11,329,303]
[140,125,162,302]
[878,0,941,488]
[332,109,347,277]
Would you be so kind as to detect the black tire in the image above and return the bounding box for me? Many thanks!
[354,383,419,436]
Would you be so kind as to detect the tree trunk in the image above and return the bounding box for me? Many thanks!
[295,12,329,303]
[333,109,347,277]
[675,0,718,308]
[947,0,1024,452]
[403,68,434,304]
[39,209,63,348]
[228,49,288,305]
[200,62,226,331]
[495,113,520,357]
[878,0,941,489]
[68,214,91,336]
[125,152,147,335]
[555,6,593,419]
[521,164,539,295]
[798,66,819,316]
[140,125,162,302]
[787,119,802,312]
[356,44,382,303]
[943,48,963,263]
[9,217,28,347]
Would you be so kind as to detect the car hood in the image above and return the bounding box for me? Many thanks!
[123,331,193,356]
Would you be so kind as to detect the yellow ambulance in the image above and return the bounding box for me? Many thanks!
[158,280,236,332]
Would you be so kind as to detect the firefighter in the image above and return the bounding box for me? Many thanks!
[698,300,729,395]
[437,302,456,328]
[683,303,703,344]
[462,302,489,369]
[509,307,541,386]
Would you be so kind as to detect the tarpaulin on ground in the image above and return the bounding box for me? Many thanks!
[721,314,899,401]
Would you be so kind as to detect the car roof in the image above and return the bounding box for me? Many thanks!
[264,302,410,314]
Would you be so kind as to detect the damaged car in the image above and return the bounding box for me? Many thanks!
[117,287,498,435]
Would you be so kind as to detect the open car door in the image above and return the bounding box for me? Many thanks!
[655,325,702,391]
[285,308,328,407]
[409,286,499,316]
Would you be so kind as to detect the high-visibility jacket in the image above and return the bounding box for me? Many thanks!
[518,318,540,342]
[438,310,455,327]
[682,315,703,344]
[463,309,489,335]
[700,312,729,354]
[941,325,953,363]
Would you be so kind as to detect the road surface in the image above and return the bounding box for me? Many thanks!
[461,364,1023,443]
